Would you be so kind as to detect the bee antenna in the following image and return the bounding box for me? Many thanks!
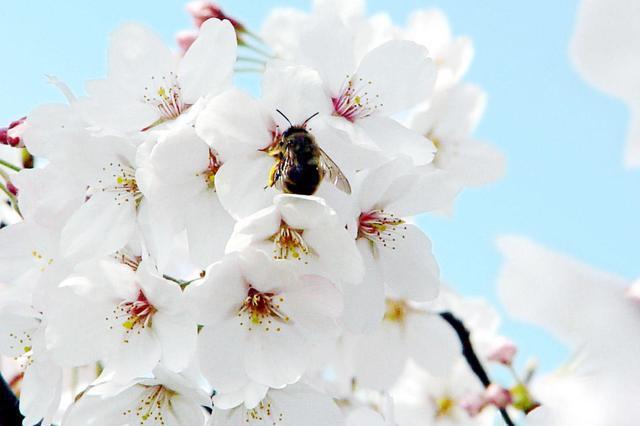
[276,109,293,127]
[302,112,320,127]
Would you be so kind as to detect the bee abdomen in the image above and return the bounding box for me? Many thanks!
[283,161,322,195]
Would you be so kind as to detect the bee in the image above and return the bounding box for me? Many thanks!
[267,110,351,196]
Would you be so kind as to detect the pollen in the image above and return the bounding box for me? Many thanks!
[269,222,310,262]
[435,396,456,418]
[383,298,409,324]
[98,162,143,207]
[131,384,176,425]
[106,290,157,342]
[200,149,222,191]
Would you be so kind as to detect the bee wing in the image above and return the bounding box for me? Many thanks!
[318,148,352,194]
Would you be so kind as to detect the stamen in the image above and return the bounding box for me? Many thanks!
[141,72,189,130]
[200,149,222,191]
[237,287,289,333]
[358,209,406,249]
[106,290,157,343]
[332,75,383,122]
[245,398,285,423]
[383,299,409,324]
[97,162,143,207]
[269,222,309,261]
[129,384,176,425]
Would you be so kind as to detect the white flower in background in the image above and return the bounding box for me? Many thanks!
[185,249,342,392]
[497,235,640,425]
[226,194,363,284]
[46,259,197,381]
[137,125,234,269]
[409,84,505,191]
[571,0,640,168]
[391,360,494,426]
[210,382,344,426]
[63,366,210,426]
[347,298,459,390]
[403,10,473,90]
[0,297,62,426]
[77,18,237,135]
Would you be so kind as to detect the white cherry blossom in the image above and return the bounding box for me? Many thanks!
[185,249,342,391]
[77,18,237,136]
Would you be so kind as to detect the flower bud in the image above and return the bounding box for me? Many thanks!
[487,338,517,365]
[176,30,198,53]
[186,1,245,32]
[459,393,486,417]
[0,117,26,148]
[484,384,512,408]
[6,182,18,196]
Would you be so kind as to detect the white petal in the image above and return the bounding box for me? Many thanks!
[356,40,436,115]
[268,383,346,426]
[353,323,408,390]
[244,327,308,388]
[262,61,333,125]
[179,18,237,103]
[378,224,440,301]
[274,194,333,229]
[198,319,250,393]
[153,312,198,376]
[196,89,274,158]
[357,116,436,166]
[297,16,356,95]
[279,274,342,340]
[184,257,246,325]
[108,23,175,93]
[406,314,460,377]
[215,154,278,220]
[185,192,234,268]
[60,192,137,261]
[341,239,385,333]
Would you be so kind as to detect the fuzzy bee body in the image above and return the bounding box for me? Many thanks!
[269,122,351,196]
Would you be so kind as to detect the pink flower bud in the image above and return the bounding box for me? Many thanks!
[6,182,18,196]
[484,384,512,408]
[459,393,486,417]
[487,338,517,365]
[0,117,26,148]
[186,1,245,32]
[176,30,198,53]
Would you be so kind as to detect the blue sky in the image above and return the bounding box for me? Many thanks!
[1,1,638,373]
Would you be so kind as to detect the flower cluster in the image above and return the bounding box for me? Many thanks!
[0,1,512,425]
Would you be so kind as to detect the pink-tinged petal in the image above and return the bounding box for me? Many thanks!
[356,40,436,115]
[179,18,237,103]
[378,224,440,302]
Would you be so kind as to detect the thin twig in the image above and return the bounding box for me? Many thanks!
[440,311,515,426]
[0,158,21,172]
